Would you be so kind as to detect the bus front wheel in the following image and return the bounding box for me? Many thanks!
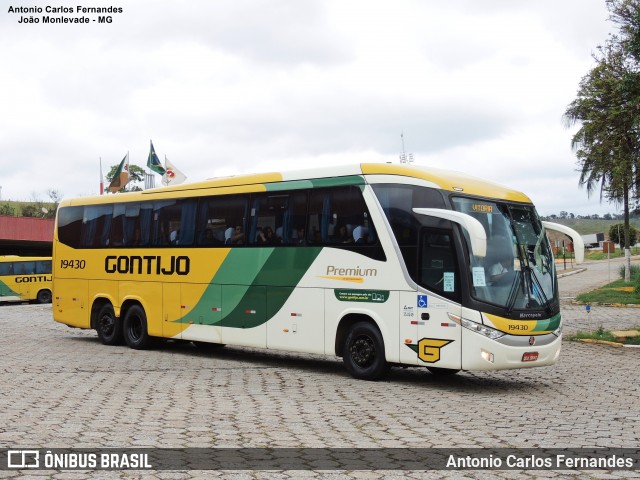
[343,321,390,381]
[96,304,123,346]
[123,305,152,350]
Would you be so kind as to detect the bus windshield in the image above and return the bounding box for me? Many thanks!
[452,198,556,311]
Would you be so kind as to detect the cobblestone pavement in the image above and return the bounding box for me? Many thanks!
[558,257,640,335]
[0,261,638,479]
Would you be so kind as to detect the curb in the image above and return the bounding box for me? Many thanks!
[557,268,586,278]
[576,339,624,347]
[575,338,640,348]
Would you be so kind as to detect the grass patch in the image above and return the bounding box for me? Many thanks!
[575,278,640,305]
[585,248,640,260]
[566,326,640,345]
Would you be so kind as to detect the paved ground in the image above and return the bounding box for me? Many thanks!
[558,256,640,335]
[0,260,638,479]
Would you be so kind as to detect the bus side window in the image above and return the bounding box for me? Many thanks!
[82,205,113,248]
[57,206,84,249]
[36,261,52,274]
[307,186,376,246]
[249,192,307,245]
[151,200,196,247]
[198,195,248,247]
[418,229,460,300]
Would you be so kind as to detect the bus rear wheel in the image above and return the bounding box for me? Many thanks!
[96,304,122,346]
[123,305,152,350]
[343,321,389,381]
[36,289,52,304]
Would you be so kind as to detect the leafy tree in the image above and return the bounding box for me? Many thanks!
[609,223,638,247]
[106,164,145,193]
[0,203,15,216]
[21,204,42,218]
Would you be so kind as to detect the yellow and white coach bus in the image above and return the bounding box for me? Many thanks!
[0,256,53,304]
[53,164,583,380]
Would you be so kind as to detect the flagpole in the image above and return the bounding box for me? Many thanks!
[163,155,168,186]
[99,157,104,195]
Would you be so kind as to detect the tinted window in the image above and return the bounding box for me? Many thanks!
[308,186,376,245]
[198,195,248,246]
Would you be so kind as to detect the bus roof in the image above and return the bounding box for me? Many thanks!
[61,163,531,206]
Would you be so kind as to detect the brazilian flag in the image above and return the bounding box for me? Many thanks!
[147,140,166,175]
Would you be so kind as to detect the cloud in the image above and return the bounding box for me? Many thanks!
[0,0,621,217]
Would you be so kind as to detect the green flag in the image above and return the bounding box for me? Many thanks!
[108,153,130,193]
[147,140,166,175]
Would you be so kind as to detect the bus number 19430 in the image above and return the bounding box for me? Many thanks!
[60,259,86,269]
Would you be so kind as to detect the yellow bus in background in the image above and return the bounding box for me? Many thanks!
[0,256,53,304]
[52,164,583,380]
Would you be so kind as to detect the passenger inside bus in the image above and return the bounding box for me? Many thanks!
[226,225,244,245]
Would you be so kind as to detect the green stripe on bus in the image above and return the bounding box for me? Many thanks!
[0,280,18,296]
[175,247,322,327]
[264,176,365,191]
[532,313,561,332]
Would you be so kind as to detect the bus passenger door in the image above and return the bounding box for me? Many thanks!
[415,295,462,370]
[413,228,463,370]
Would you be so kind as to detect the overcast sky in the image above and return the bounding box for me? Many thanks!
[0,0,620,216]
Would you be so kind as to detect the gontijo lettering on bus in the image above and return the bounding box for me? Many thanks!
[104,255,190,275]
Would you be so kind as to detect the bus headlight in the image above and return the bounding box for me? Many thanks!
[553,323,563,337]
[460,318,505,340]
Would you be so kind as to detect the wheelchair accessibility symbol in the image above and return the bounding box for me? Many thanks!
[417,295,428,308]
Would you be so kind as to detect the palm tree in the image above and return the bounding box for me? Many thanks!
[564,43,639,281]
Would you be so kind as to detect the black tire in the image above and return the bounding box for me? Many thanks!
[123,304,152,349]
[36,289,52,304]
[343,321,390,380]
[95,303,123,346]
[427,367,460,376]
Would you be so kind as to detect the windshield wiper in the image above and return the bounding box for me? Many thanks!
[505,270,522,315]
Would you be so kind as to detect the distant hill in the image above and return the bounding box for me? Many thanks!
[542,218,640,237]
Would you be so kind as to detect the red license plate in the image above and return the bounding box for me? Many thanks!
[522,352,539,362]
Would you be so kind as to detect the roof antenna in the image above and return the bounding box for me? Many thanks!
[399,131,414,164]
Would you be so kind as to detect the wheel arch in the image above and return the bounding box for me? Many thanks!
[119,297,146,322]
[90,297,114,329]
[90,295,145,330]
[335,312,386,358]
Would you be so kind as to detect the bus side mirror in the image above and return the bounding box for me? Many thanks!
[412,208,487,258]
